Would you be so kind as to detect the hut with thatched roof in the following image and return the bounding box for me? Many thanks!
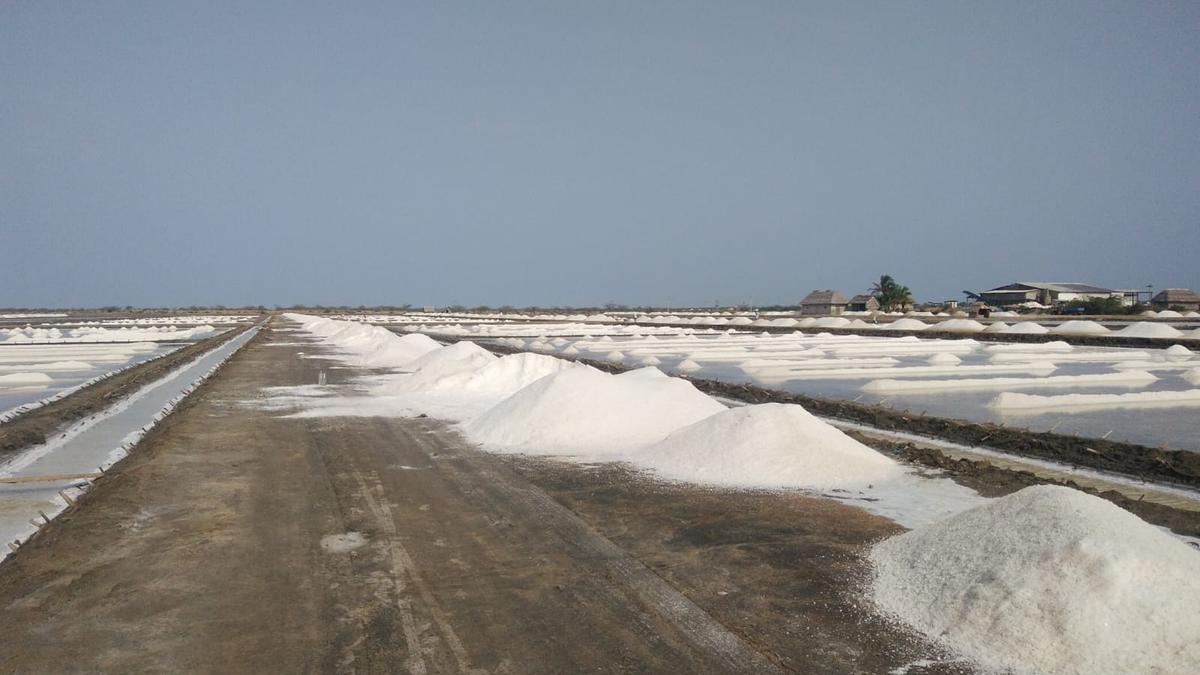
[1151,288,1200,311]
[800,289,849,316]
[847,294,880,312]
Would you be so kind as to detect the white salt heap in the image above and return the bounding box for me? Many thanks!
[1165,344,1193,360]
[1000,321,1049,334]
[881,318,929,331]
[1049,320,1110,335]
[636,403,900,489]
[870,485,1200,675]
[1115,322,1184,339]
[934,319,985,333]
[461,367,724,455]
[383,342,498,392]
[925,352,961,366]
[990,389,1200,411]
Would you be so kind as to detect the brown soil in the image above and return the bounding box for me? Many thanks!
[0,326,251,459]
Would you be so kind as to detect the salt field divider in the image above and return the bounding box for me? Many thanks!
[0,324,262,559]
[0,330,240,424]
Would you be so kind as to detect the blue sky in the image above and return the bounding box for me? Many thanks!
[3,1,1197,308]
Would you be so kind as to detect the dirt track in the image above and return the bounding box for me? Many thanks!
[0,323,965,673]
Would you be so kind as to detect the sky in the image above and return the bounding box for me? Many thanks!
[2,1,1198,308]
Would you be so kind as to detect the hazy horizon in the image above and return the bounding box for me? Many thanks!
[4,2,1198,308]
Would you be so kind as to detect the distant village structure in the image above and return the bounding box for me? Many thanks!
[800,290,849,315]
[847,294,880,312]
[796,281,1195,316]
[1151,288,1200,311]
[977,282,1138,308]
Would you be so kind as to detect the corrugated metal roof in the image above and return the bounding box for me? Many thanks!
[986,282,1116,294]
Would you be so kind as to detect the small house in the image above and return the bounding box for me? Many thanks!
[1151,288,1200,312]
[847,294,880,312]
[800,290,849,316]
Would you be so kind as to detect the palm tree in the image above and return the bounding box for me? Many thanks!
[870,274,913,311]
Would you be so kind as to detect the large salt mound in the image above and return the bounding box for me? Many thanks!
[870,485,1200,675]
[1165,344,1193,360]
[813,317,851,328]
[391,341,496,391]
[881,318,928,331]
[362,332,443,367]
[1000,321,1049,334]
[636,403,900,489]
[934,319,985,333]
[1049,320,1111,336]
[1115,321,1184,339]
[926,352,961,366]
[432,352,582,397]
[462,367,725,455]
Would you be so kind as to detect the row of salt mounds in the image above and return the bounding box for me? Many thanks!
[462,367,725,456]
[1048,320,1110,335]
[1114,321,1184,339]
[988,388,1200,411]
[636,403,901,490]
[286,313,441,367]
[869,485,1200,675]
[378,347,586,403]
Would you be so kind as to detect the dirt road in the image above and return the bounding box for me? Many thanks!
[0,324,960,673]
